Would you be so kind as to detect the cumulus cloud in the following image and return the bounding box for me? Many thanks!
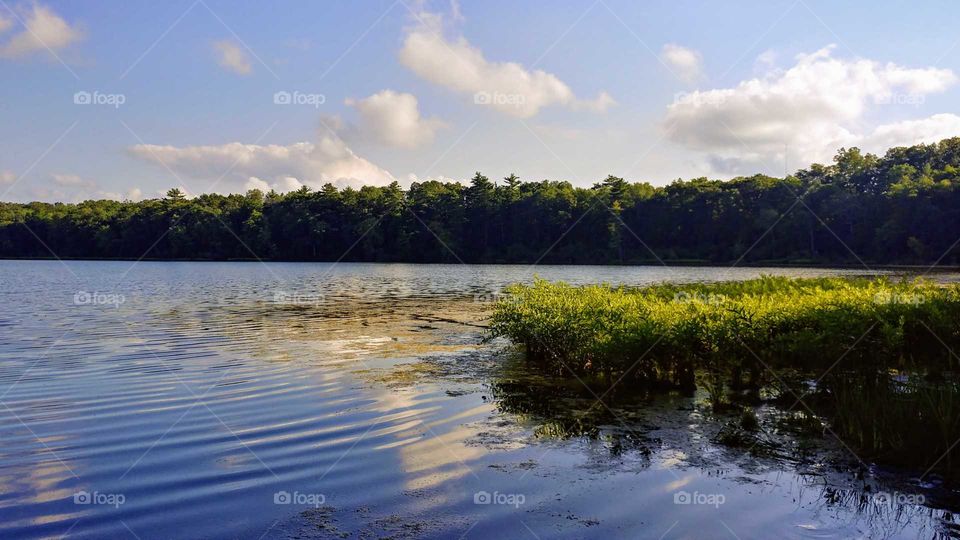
[572,92,617,113]
[861,113,960,151]
[345,90,446,148]
[23,181,143,202]
[661,44,703,83]
[128,135,396,192]
[213,39,252,75]
[664,45,959,173]
[243,175,303,193]
[96,187,144,201]
[243,177,270,192]
[0,3,84,59]
[398,9,614,118]
[50,173,141,200]
[51,173,94,188]
[753,49,778,74]
[405,173,459,185]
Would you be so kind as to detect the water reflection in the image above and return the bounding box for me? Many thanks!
[485,347,960,538]
[1,261,960,539]
[489,360,655,455]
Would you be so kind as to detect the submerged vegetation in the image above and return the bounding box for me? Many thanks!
[491,276,960,475]
[5,139,960,264]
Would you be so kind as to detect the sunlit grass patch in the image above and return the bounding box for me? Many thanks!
[491,276,960,473]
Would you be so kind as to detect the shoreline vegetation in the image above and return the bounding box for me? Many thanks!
[3,139,960,264]
[491,276,960,477]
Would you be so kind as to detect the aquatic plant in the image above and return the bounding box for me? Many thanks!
[493,276,959,380]
[491,276,960,474]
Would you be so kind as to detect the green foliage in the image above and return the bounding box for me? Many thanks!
[4,138,960,262]
[491,276,960,375]
[490,276,960,472]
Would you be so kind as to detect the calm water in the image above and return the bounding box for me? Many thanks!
[0,261,957,539]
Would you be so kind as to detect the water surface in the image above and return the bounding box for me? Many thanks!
[0,261,957,539]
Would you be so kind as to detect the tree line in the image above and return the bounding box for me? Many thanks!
[3,138,960,265]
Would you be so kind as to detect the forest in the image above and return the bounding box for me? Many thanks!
[3,138,960,264]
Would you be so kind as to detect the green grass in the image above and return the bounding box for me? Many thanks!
[491,276,960,473]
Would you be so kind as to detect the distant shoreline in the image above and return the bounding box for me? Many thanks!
[1,256,957,271]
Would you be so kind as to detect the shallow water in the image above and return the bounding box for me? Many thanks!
[0,261,958,539]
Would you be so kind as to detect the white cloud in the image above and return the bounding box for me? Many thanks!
[51,173,94,188]
[97,187,144,201]
[398,9,614,118]
[345,90,446,148]
[128,135,396,192]
[41,174,142,201]
[754,49,777,72]
[23,183,143,203]
[405,173,459,186]
[213,40,252,75]
[862,114,960,152]
[572,92,617,113]
[0,3,84,59]
[661,44,703,83]
[449,0,464,23]
[664,45,959,173]
[0,170,15,184]
[244,177,270,192]
[244,175,303,193]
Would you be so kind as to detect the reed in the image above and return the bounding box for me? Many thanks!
[491,276,960,473]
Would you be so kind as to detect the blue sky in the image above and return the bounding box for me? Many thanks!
[1,0,959,201]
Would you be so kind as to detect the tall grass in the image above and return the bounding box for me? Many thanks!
[491,276,960,473]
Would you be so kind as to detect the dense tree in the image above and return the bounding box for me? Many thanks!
[4,139,960,265]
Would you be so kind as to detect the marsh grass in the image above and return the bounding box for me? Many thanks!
[491,276,960,475]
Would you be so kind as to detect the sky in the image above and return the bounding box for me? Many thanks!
[1,0,959,202]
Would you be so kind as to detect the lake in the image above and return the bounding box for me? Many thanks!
[0,260,957,539]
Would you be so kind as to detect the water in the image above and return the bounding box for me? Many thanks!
[0,261,957,539]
